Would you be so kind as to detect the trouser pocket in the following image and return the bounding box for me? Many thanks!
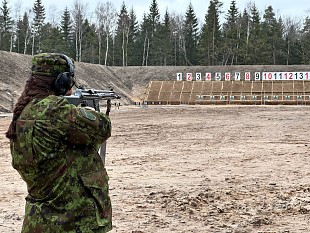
[80,169,112,228]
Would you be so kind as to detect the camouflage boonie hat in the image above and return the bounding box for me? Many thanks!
[31,53,74,77]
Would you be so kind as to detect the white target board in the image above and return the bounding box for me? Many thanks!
[245,72,251,81]
[262,72,310,80]
[293,72,310,80]
[262,72,274,80]
[285,72,297,80]
[303,72,310,80]
[225,72,231,81]
[186,73,192,81]
[196,73,202,81]
[176,73,183,81]
[254,71,310,81]
[234,72,241,81]
[278,72,287,80]
[275,72,285,80]
[205,72,212,81]
[215,72,221,81]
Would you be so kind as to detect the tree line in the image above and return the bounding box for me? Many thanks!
[0,0,309,66]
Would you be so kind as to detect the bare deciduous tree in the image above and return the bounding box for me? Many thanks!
[11,0,22,52]
[95,2,104,65]
[283,16,302,65]
[95,1,117,66]
[48,5,60,28]
[72,0,87,61]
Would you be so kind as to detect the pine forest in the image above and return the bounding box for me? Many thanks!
[0,0,309,66]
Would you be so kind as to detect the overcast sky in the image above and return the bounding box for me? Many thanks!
[9,0,310,25]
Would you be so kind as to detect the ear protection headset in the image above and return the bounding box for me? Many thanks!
[54,54,75,96]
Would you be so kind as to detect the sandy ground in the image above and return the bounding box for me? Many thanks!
[1,105,310,233]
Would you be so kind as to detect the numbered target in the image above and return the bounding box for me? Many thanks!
[234,72,241,81]
[196,73,202,81]
[186,73,192,81]
[262,72,274,80]
[215,72,221,81]
[176,73,183,81]
[275,72,285,80]
[245,72,251,81]
[295,72,309,80]
[225,72,231,81]
[205,72,212,81]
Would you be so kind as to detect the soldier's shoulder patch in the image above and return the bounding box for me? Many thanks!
[80,108,97,121]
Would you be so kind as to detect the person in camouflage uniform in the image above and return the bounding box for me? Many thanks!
[5,53,112,232]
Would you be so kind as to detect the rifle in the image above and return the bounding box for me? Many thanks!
[65,87,121,112]
[64,87,121,166]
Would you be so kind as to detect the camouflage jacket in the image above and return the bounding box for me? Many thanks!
[10,95,112,232]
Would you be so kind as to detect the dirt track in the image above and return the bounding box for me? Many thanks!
[1,105,310,232]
